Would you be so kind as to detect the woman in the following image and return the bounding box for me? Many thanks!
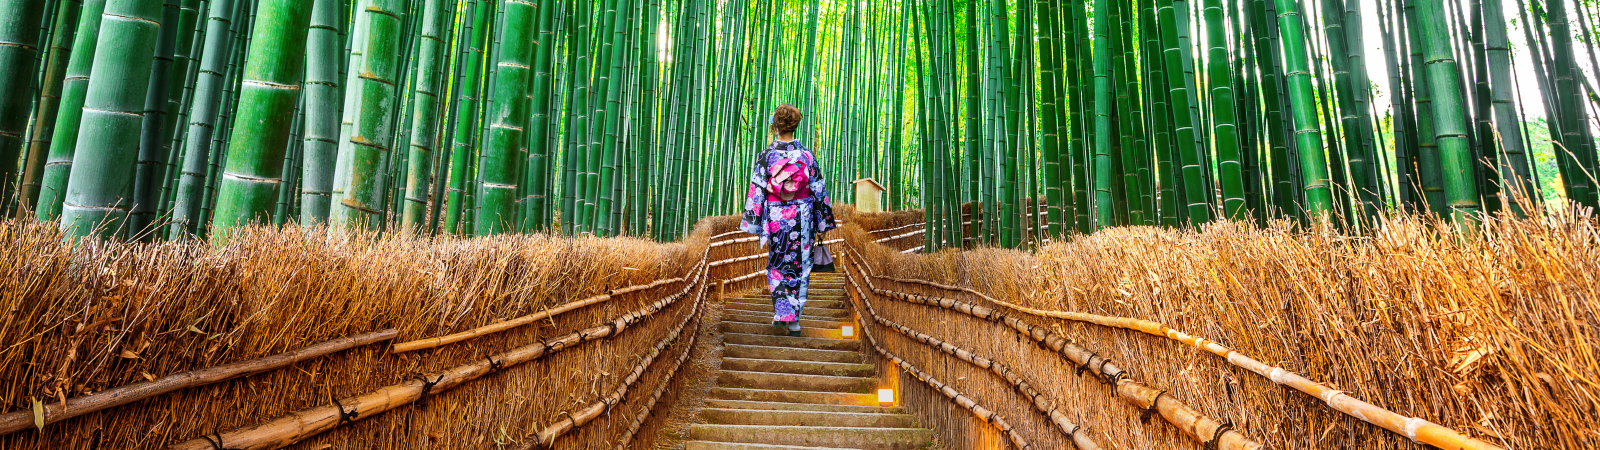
[739,104,837,337]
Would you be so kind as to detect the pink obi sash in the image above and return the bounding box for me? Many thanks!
[766,157,812,201]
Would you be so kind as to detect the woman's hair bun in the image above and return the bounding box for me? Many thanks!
[773,104,803,134]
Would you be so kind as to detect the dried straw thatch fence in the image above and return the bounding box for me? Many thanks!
[0,212,787,450]
[841,209,1600,449]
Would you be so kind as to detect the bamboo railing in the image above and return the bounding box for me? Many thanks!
[165,253,712,450]
[527,282,704,448]
[845,246,1262,450]
[0,330,398,435]
[841,260,1104,450]
[860,320,1033,450]
[872,274,1503,450]
[392,258,706,353]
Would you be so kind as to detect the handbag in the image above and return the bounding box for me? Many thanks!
[812,241,836,272]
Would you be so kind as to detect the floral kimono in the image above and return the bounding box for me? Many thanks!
[738,140,837,324]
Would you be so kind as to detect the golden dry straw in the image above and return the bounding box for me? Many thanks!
[846,245,1262,450]
[391,257,706,353]
[880,273,1501,450]
[527,285,703,449]
[0,329,397,436]
[848,207,1600,449]
[852,299,1033,450]
[166,258,709,450]
[0,216,712,449]
[841,260,1105,450]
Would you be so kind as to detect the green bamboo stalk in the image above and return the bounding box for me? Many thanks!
[1156,0,1214,225]
[1203,0,1245,220]
[330,0,412,231]
[168,0,240,237]
[59,0,165,240]
[1414,0,1479,223]
[1272,0,1332,217]
[443,0,490,234]
[474,0,536,235]
[399,0,448,230]
[0,0,51,214]
[17,0,81,215]
[207,0,311,240]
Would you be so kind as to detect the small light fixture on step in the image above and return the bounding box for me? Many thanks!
[841,325,854,337]
[878,388,895,406]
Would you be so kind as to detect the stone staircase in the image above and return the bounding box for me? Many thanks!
[685,272,934,450]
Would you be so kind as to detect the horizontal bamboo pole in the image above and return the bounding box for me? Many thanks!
[526,289,703,449]
[874,273,1502,450]
[725,269,766,284]
[166,261,710,450]
[711,253,764,267]
[709,230,745,241]
[872,228,925,243]
[0,329,399,436]
[609,313,699,450]
[901,245,924,254]
[709,235,760,247]
[392,256,707,353]
[845,248,1261,450]
[851,301,1033,450]
[868,222,926,234]
[841,263,1103,450]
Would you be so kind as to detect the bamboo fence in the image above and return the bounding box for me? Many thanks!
[843,208,1600,449]
[0,216,731,449]
[842,259,1106,450]
[844,245,1259,450]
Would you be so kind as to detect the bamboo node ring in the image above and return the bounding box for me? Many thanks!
[1140,390,1166,424]
[202,433,240,450]
[1203,418,1235,450]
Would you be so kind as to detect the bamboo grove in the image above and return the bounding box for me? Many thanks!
[0,0,1598,246]
[0,0,917,242]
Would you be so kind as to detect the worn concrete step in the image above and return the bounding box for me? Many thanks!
[701,408,917,428]
[720,321,850,340]
[726,355,876,376]
[718,370,876,393]
[724,333,860,352]
[704,399,904,414]
[709,387,877,406]
[723,311,852,330]
[724,302,850,319]
[728,298,846,310]
[723,357,873,377]
[724,344,862,364]
[684,441,860,450]
[688,425,933,450]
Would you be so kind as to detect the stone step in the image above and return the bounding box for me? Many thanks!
[688,425,933,450]
[720,321,850,340]
[722,357,873,377]
[701,408,917,428]
[704,399,904,415]
[718,370,876,393]
[724,344,862,364]
[724,302,850,319]
[727,298,846,310]
[724,333,860,352]
[684,441,860,450]
[723,311,852,330]
[709,387,877,406]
